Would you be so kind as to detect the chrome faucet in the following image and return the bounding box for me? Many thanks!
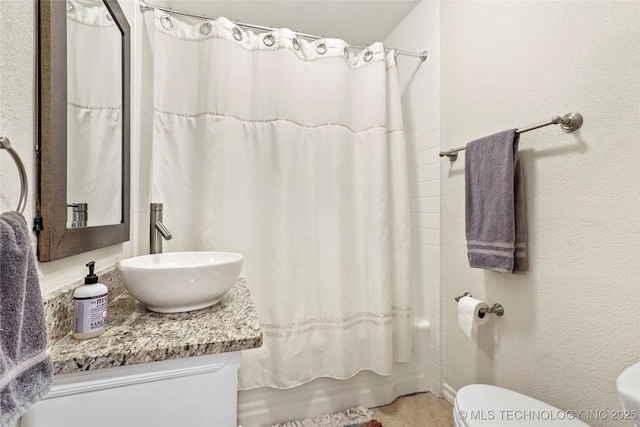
[67,203,88,228]
[150,203,172,254]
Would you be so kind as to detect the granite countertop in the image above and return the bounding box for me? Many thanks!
[48,278,262,375]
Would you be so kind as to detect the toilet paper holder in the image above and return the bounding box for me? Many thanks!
[455,292,505,317]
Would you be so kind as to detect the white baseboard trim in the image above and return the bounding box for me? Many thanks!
[443,382,456,405]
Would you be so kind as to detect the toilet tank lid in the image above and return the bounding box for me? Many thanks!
[455,384,590,426]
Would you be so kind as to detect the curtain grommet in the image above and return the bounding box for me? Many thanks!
[232,27,243,41]
[316,42,327,55]
[160,15,174,31]
[344,45,350,59]
[292,37,300,51]
[66,0,74,14]
[263,33,275,47]
[200,22,212,36]
[363,50,373,62]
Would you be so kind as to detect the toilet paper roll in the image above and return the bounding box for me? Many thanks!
[458,296,490,339]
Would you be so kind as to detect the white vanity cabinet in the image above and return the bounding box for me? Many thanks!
[24,279,262,427]
[21,352,241,427]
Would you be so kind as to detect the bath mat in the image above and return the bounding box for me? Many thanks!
[344,421,383,427]
[269,406,382,427]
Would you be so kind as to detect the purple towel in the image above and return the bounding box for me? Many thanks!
[0,211,53,425]
[465,129,528,274]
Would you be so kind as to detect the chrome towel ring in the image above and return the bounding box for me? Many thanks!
[0,137,28,214]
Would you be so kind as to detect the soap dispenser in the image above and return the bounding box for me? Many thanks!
[73,261,108,339]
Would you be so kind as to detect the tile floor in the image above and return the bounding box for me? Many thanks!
[371,392,455,427]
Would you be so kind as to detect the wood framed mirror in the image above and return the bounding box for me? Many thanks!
[37,0,130,261]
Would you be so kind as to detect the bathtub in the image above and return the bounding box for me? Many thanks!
[237,319,432,427]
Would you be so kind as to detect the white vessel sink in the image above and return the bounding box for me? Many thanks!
[617,361,640,426]
[118,251,243,313]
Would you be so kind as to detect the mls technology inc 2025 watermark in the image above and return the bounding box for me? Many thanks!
[456,409,638,423]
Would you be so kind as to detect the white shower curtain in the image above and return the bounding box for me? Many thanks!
[151,10,412,390]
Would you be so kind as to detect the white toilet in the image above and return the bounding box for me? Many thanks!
[454,362,640,426]
[453,384,590,426]
[617,361,640,427]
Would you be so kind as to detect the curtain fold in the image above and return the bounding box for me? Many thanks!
[151,11,412,390]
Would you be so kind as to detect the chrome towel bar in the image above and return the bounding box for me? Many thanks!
[440,112,583,161]
[0,137,28,214]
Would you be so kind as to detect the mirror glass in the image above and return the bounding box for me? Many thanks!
[37,0,130,261]
[66,0,122,228]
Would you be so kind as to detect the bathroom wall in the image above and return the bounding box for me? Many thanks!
[384,0,442,395]
[0,1,136,294]
[440,2,640,426]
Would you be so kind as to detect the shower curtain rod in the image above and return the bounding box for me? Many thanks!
[139,0,428,62]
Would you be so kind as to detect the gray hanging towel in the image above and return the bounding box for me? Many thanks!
[465,129,528,273]
[0,211,53,426]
